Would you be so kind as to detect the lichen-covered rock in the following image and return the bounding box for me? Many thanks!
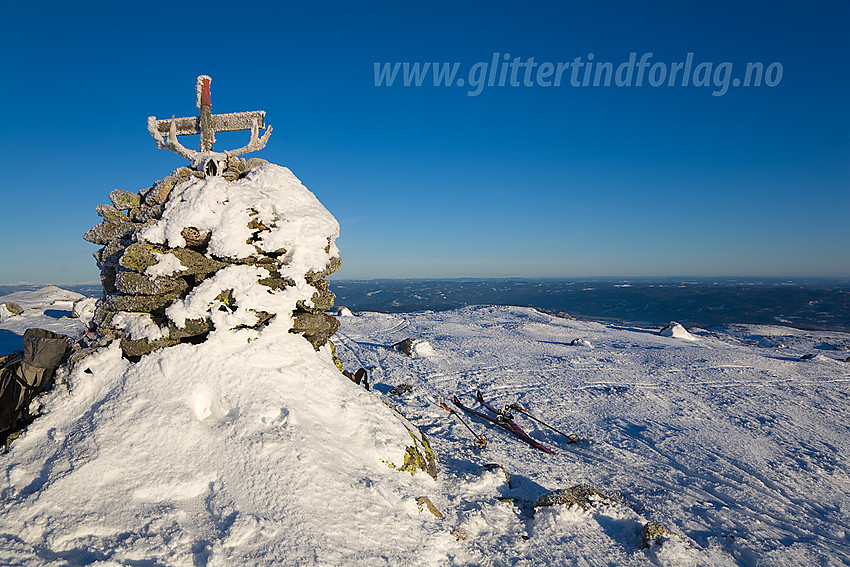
[307,278,335,311]
[168,318,215,340]
[1,301,24,316]
[181,227,211,248]
[119,243,165,272]
[290,311,340,350]
[96,237,130,269]
[167,248,226,276]
[96,204,130,224]
[382,407,438,480]
[641,522,681,548]
[145,176,181,205]
[120,336,182,359]
[114,270,189,296]
[257,271,295,290]
[534,485,615,510]
[305,256,342,283]
[105,291,184,314]
[109,189,141,210]
[99,266,118,294]
[83,221,135,245]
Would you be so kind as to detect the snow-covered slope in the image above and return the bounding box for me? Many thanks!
[1,292,849,565]
[0,288,443,566]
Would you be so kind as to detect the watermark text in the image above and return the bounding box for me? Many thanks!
[374,52,783,97]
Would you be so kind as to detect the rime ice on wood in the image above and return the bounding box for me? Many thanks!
[147,75,273,175]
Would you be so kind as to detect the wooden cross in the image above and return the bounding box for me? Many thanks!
[147,75,272,165]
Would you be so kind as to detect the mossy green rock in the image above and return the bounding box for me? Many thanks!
[109,189,142,210]
[96,204,130,224]
[119,243,164,272]
[1,301,24,316]
[383,410,437,480]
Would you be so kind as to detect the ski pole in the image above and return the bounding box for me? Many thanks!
[439,397,487,449]
[508,403,579,443]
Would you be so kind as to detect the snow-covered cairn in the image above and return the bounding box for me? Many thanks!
[82,161,341,359]
[80,76,341,360]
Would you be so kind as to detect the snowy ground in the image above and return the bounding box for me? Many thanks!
[2,289,850,566]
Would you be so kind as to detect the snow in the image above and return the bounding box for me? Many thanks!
[411,338,437,358]
[1,162,847,564]
[140,163,340,334]
[660,321,698,341]
[110,311,166,341]
[144,251,186,277]
[2,290,849,565]
[1,289,438,566]
[71,297,98,328]
[140,165,339,271]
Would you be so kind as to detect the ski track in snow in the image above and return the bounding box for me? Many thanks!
[2,294,850,565]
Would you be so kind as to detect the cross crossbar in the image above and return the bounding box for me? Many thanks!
[152,111,266,138]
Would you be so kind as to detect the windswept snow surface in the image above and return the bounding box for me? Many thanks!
[333,306,850,566]
[1,290,849,566]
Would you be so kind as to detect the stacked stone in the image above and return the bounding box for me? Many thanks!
[81,158,341,360]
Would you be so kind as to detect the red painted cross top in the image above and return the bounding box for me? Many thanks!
[198,76,212,108]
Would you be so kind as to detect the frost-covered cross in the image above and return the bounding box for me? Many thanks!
[147,75,273,174]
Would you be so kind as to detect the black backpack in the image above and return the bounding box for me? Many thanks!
[0,328,69,449]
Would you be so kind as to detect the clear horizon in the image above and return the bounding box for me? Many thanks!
[1,1,848,284]
[4,275,850,289]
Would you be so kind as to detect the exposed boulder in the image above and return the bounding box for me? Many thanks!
[392,338,435,358]
[641,522,681,548]
[534,485,616,510]
[1,301,24,317]
[291,310,340,350]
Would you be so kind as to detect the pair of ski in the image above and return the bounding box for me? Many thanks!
[449,391,577,454]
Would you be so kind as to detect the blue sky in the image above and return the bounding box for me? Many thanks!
[1,1,847,284]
